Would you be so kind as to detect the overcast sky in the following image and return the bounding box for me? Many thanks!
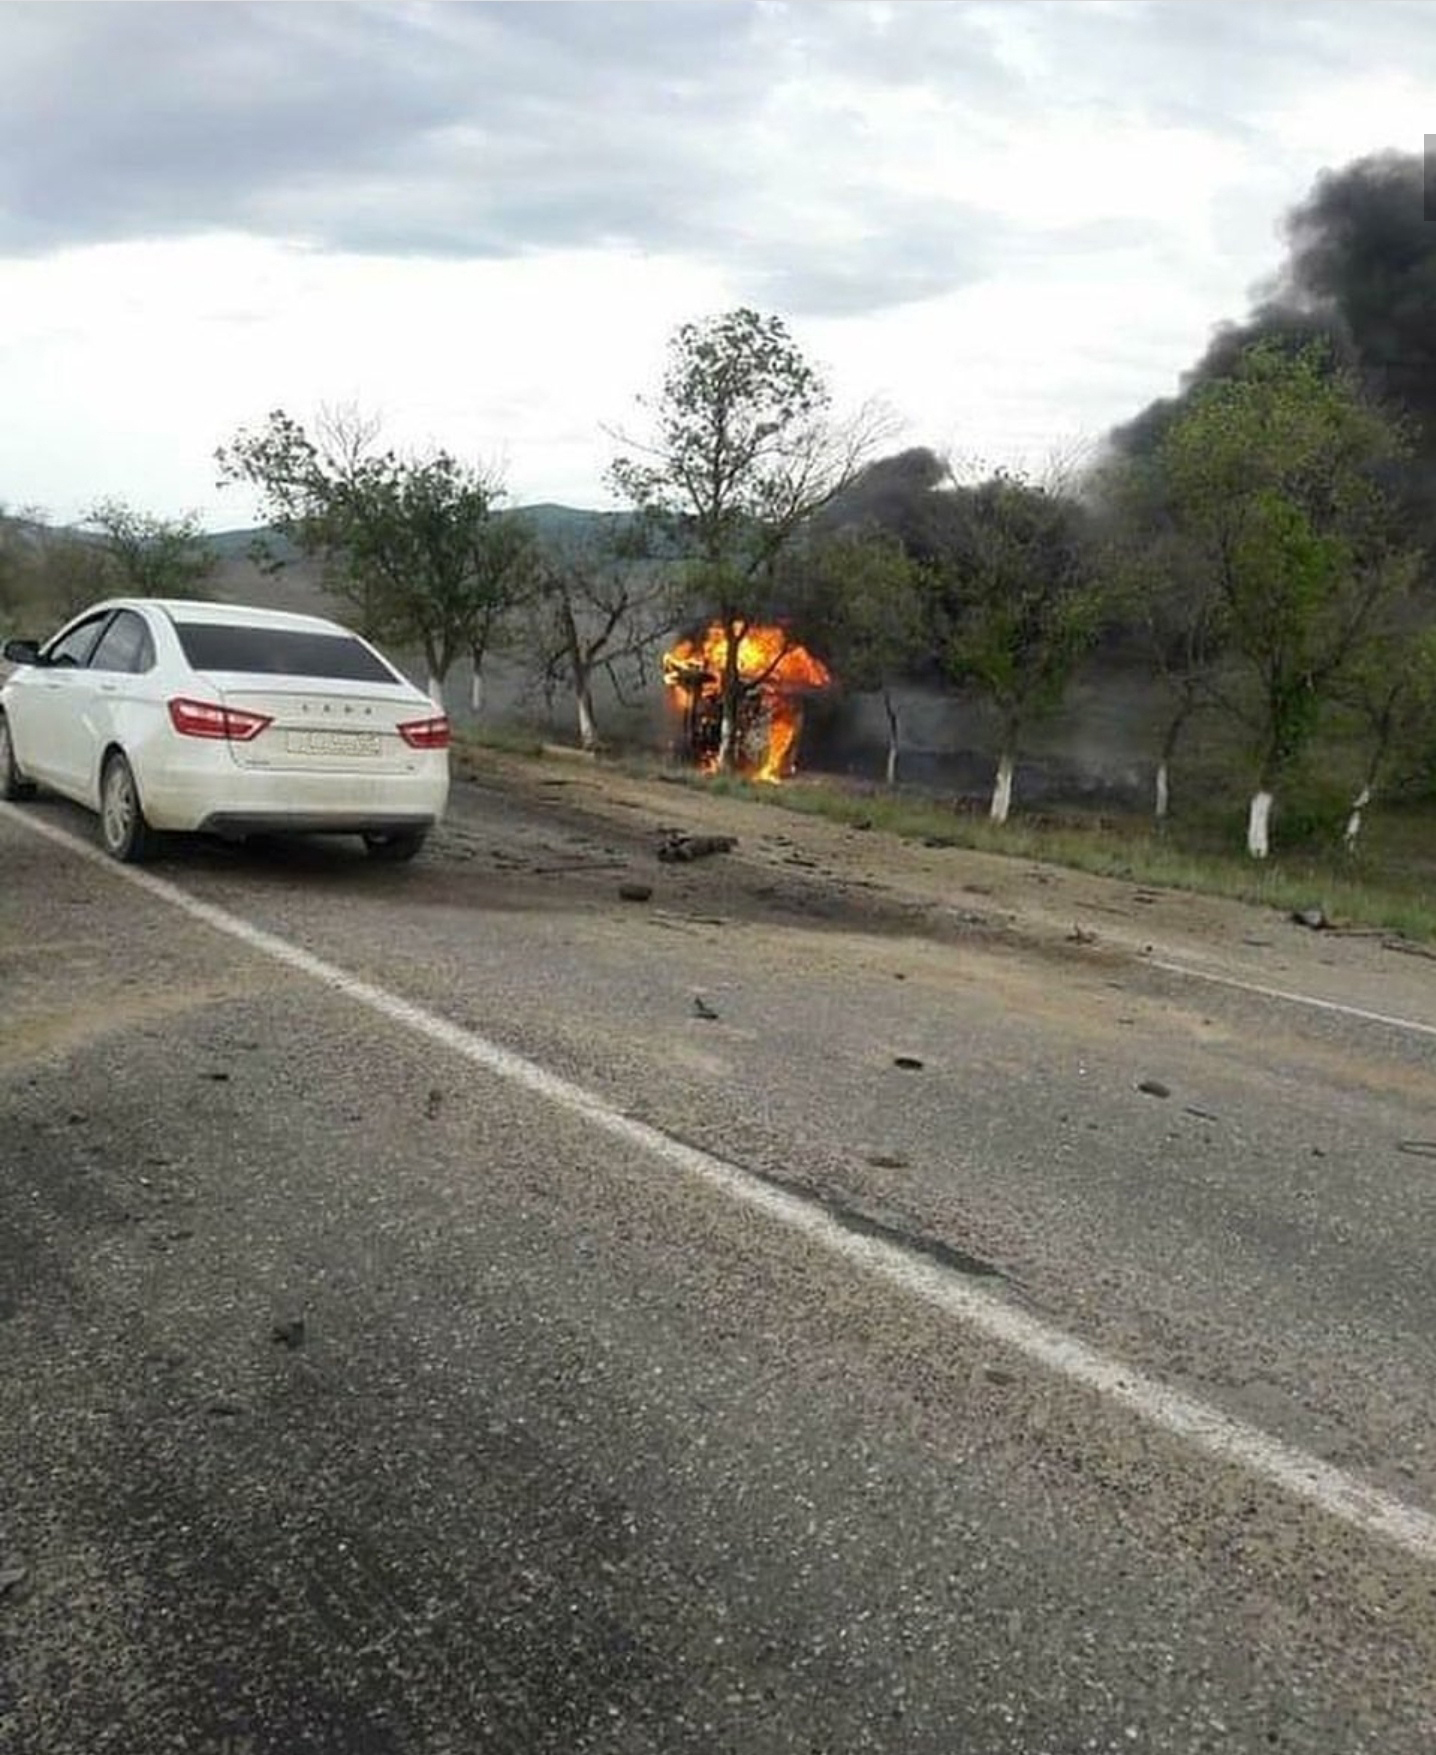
[3,0,1434,531]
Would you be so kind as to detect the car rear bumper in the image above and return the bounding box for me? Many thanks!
[137,758,449,835]
[195,810,437,838]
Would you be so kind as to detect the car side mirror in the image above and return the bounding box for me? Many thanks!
[2,638,41,666]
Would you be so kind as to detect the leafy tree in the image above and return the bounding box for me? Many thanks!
[523,518,674,751]
[83,499,218,599]
[217,408,535,706]
[1155,342,1420,857]
[1093,459,1228,823]
[610,308,886,771]
[780,526,927,785]
[925,465,1101,823]
[1334,622,1436,848]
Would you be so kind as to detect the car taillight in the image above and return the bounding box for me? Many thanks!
[397,714,451,750]
[168,698,272,742]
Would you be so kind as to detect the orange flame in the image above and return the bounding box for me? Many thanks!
[663,622,831,782]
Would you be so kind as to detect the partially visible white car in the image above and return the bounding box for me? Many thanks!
[0,599,450,863]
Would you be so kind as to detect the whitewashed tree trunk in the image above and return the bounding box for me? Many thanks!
[428,672,446,710]
[718,696,738,772]
[1344,783,1372,850]
[575,680,599,752]
[1246,788,1273,859]
[468,667,484,714]
[990,751,1015,824]
[1154,760,1171,823]
[882,690,900,787]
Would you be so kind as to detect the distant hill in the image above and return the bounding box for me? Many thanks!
[205,502,624,563]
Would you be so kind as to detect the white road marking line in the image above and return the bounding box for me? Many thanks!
[7,802,1436,1566]
[1151,957,1436,1041]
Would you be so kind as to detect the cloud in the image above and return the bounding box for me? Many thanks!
[15,0,1427,321]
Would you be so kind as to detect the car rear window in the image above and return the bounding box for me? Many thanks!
[173,622,398,683]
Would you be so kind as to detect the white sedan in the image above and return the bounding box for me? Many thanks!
[0,598,450,862]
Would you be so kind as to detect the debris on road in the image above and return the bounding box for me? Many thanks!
[618,882,654,902]
[1137,1079,1172,1099]
[1383,937,1436,961]
[0,1562,28,1597]
[657,832,737,863]
[893,1055,925,1071]
[425,1087,444,1119]
[1291,906,1330,931]
[271,1318,307,1350]
[692,995,720,1021]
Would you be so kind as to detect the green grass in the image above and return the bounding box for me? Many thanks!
[452,725,549,761]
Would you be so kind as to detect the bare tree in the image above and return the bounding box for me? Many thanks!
[523,520,675,751]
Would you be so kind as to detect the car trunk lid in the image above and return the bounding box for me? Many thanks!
[204,677,433,773]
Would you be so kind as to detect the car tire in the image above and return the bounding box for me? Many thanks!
[363,828,428,864]
[0,713,36,801]
[99,752,154,863]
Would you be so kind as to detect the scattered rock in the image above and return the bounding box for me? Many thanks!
[657,832,737,863]
[893,1055,925,1071]
[270,1318,306,1350]
[1291,907,1330,931]
[852,818,873,832]
[1067,925,1097,946]
[865,1152,910,1169]
[201,1070,231,1084]
[424,1087,444,1119]
[618,882,654,903]
[922,835,956,849]
[205,1400,245,1419]
[692,995,720,1021]
[1137,1079,1171,1099]
[983,1366,1016,1387]
[1396,1140,1436,1159]
[0,1562,28,1596]
[1183,1106,1220,1122]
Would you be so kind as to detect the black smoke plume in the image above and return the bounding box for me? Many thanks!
[1109,151,1436,467]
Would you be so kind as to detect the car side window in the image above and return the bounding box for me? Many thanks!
[88,610,155,675]
[44,614,111,669]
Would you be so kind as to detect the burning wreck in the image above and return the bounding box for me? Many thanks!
[662,621,831,782]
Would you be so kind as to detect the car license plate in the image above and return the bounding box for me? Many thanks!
[285,730,381,757]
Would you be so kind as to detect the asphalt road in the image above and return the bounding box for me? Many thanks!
[3,775,1435,1753]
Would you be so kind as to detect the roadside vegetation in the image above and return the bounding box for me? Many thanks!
[5,151,1435,906]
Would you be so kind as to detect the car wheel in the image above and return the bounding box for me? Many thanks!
[363,828,428,864]
[99,752,154,863]
[0,713,36,801]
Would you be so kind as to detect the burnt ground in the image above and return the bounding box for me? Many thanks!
[441,747,1436,1031]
